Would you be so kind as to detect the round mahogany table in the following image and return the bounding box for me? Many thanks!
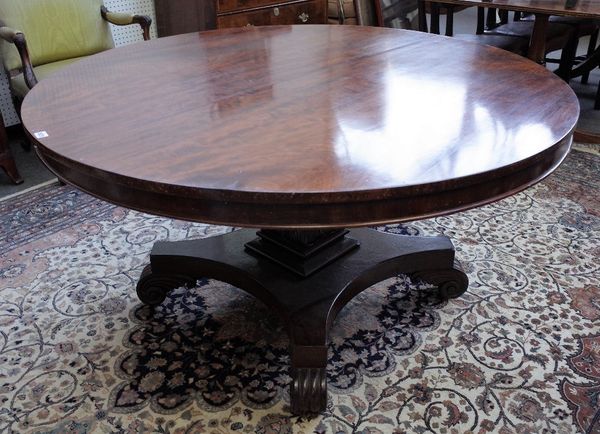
[22,25,578,415]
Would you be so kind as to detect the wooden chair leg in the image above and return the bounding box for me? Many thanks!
[0,115,23,184]
[486,8,498,30]
[373,0,384,26]
[498,9,508,24]
[445,5,454,36]
[430,1,441,34]
[12,98,32,152]
[582,28,599,84]
[20,140,31,152]
[418,0,428,32]
[556,30,581,82]
[476,7,485,34]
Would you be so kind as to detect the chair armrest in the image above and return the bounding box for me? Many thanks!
[0,26,38,89]
[100,6,152,41]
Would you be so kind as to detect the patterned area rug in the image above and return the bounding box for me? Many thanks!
[0,150,599,434]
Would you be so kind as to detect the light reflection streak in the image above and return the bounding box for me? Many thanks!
[334,65,467,184]
[334,66,557,186]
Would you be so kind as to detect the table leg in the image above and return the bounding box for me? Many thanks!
[528,13,549,64]
[136,228,468,415]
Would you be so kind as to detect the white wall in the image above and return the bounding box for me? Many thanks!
[0,0,158,126]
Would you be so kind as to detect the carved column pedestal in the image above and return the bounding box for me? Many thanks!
[136,228,468,415]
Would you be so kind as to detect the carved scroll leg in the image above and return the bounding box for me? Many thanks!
[412,259,469,300]
[290,345,328,415]
[136,264,196,306]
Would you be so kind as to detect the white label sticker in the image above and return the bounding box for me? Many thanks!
[33,131,49,139]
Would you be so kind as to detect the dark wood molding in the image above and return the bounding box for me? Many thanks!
[245,229,360,276]
[33,134,572,228]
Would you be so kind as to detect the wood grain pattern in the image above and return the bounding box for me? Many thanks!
[22,25,578,228]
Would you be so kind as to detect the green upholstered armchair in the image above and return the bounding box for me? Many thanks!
[0,0,151,96]
[0,0,151,184]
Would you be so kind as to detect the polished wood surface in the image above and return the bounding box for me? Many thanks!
[22,25,578,228]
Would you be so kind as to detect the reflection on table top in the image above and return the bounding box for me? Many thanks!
[22,25,578,196]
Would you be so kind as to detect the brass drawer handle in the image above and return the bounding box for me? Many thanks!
[298,12,309,22]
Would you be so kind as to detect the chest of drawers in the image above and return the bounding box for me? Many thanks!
[218,0,326,27]
[155,0,327,37]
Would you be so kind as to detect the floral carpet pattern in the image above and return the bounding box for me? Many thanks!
[0,150,599,434]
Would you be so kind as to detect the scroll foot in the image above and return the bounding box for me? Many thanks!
[290,367,327,415]
[136,264,196,306]
[413,260,469,299]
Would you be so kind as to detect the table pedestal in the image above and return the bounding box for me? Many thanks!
[136,228,468,414]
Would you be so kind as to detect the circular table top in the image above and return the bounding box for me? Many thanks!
[22,25,578,228]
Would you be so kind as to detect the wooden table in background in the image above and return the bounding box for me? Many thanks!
[418,0,600,142]
[22,25,578,414]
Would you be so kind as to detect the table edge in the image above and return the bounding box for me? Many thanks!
[31,130,573,228]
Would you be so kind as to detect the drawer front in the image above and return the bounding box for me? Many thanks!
[217,1,326,27]
[218,0,283,13]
